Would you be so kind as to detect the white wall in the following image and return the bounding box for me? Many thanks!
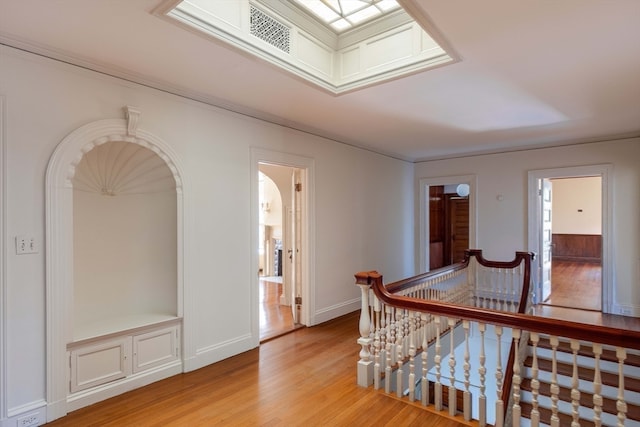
[551,177,602,235]
[0,46,415,423]
[414,138,640,313]
[73,191,178,335]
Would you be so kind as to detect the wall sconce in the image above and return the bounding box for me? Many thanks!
[260,201,271,212]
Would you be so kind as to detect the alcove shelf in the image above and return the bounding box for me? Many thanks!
[72,314,181,343]
[66,139,182,403]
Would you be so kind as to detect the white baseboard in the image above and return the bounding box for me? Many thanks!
[3,399,46,427]
[66,362,182,413]
[189,333,256,372]
[611,302,640,317]
[313,298,360,325]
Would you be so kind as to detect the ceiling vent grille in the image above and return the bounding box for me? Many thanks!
[250,5,290,54]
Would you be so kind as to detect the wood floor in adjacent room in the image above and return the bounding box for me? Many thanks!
[544,259,601,311]
[45,312,470,427]
[259,277,300,342]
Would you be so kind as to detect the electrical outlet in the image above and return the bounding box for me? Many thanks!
[17,413,39,427]
[15,235,37,255]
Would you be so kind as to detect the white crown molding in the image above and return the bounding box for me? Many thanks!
[0,37,415,163]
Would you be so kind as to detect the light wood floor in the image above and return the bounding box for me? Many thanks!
[544,260,601,311]
[259,278,301,342]
[45,312,471,427]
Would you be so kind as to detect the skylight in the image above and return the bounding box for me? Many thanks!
[159,0,456,94]
[290,0,401,32]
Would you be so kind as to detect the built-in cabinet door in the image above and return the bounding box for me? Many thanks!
[132,326,179,374]
[70,337,131,393]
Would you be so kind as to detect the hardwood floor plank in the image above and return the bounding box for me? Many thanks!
[46,312,471,427]
[545,260,601,311]
[259,278,302,342]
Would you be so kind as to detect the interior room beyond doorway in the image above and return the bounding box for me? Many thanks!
[543,176,602,311]
[258,165,302,341]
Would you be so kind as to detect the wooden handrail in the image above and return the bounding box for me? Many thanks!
[357,249,536,417]
[356,270,640,350]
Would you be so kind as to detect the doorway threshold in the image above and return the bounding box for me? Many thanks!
[260,324,305,344]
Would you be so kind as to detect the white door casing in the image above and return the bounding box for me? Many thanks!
[419,175,478,273]
[527,165,613,312]
[540,179,553,302]
[250,148,315,335]
[292,169,303,324]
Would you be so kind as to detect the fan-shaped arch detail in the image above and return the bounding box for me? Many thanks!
[72,140,177,195]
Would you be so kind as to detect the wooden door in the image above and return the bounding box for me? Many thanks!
[429,186,445,269]
[448,196,469,264]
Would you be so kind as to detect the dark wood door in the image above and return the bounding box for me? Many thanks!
[429,186,445,269]
[447,196,469,264]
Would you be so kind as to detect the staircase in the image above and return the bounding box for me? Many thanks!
[520,336,640,426]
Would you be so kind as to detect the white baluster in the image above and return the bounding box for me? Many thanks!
[495,325,504,427]
[408,311,416,402]
[385,306,393,394]
[592,343,603,427]
[530,332,540,427]
[395,310,405,398]
[478,323,487,427]
[463,320,471,421]
[616,347,627,427]
[512,329,521,427]
[356,283,373,387]
[448,317,457,416]
[421,313,429,407]
[549,336,560,427]
[570,339,581,427]
[434,316,443,411]
[373,298,382,390]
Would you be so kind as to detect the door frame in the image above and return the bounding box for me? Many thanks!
[527,164,613,312]
[419,174,477,273]
[250,148,315,338]
[0,96,6,422]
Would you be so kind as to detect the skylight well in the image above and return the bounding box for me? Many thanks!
[290,0,401,32]
[160,0,456,94]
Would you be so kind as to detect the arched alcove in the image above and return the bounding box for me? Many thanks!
[45,107,186,420]
[72,140,178,338]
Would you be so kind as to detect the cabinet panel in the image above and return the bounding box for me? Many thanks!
[70,337,131,393]
[133,326,179,374]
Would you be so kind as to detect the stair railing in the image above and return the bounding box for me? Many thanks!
[355,250,640,427]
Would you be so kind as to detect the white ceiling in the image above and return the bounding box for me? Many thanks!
[1,0,639,161]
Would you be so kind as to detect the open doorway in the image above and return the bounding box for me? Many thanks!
[545,177,602,311]
[420,175,477,273]
[428,184,470,269]
[528,165,612,313]
[257,163,305,341]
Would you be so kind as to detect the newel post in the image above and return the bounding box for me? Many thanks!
[354,271,382,387]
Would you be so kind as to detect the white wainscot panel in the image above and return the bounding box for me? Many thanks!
[70,337,132,393]
[179,0,244,30]
[339,46,361,79]
[296,32,333,78]
[364,26,413,72]
[133,325,180,374]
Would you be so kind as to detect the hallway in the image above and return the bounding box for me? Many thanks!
[46,312,470,427]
